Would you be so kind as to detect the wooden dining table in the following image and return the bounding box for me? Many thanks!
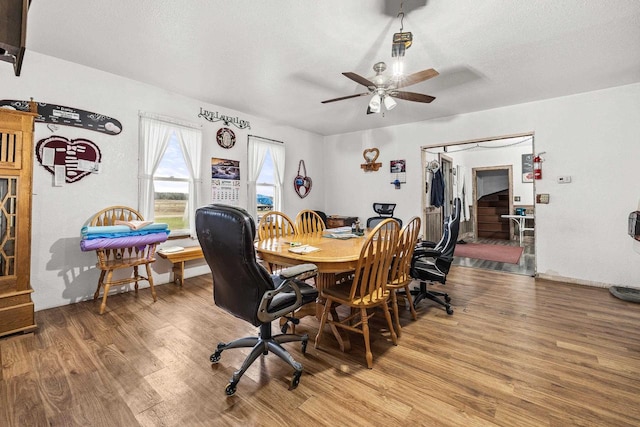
[256,231,367,298]
[255,231,368,351]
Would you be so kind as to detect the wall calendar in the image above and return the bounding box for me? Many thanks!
[211,157,240,206]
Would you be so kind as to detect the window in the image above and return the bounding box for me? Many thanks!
[256,150,275,220]
[139,114,202,237]
[247,136,285,221]
[154,133,190,234]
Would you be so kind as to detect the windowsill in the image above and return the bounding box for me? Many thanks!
[167,233,192,240]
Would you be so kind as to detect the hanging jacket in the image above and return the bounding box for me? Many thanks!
[430,168,445,208]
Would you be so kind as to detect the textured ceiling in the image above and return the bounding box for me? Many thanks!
[23,0,640,136]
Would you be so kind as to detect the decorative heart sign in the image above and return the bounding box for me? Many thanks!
[35,136,102,183]
[294,160,312,198]
[363,148,379,163]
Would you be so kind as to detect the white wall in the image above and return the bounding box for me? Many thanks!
[324,83,640,288]
[1,52,324,311]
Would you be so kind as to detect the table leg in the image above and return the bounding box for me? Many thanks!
[315,273,333,319]
[519,219,524,246]
[172,262,185,286]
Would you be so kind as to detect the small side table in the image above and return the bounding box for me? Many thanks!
[501,214,535,246]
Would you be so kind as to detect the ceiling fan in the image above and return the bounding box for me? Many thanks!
[321,61,439,114]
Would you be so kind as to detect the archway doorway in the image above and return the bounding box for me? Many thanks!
[421,133,536,276]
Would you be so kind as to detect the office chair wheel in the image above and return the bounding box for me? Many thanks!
[225,382,237,396]
[445,295,451,303]
[446,306,454,315]
[281,316,300,334]
[210,342,225,363]
[289,370,302,390]
[301,336,308,355]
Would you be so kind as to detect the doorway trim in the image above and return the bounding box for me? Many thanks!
[420,131,536,276]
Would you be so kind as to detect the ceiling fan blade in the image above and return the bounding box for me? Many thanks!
[395,68,439,89]
[392,91,436,103]
[342,72,376,88]
[321,92,370,104]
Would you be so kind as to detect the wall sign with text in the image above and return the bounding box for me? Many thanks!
[0,100,122,135]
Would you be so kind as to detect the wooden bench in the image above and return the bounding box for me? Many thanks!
[157,246,204,286]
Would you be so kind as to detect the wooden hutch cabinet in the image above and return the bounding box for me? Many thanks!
[0,106,38,337]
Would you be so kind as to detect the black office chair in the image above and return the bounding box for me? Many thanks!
[314,210,328,227]
[409,198,461,315]
[196,204,319,395]
[366,203,403,228]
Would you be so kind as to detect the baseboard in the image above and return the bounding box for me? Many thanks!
[536,273,625,289]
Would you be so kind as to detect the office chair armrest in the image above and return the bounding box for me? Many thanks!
[417,240,437,249]
[279,263,318,281]
[413,247,441,259]
[257,263,318,323]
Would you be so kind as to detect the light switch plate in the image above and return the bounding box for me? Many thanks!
[557,175,572,183]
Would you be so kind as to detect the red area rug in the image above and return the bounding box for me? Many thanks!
[454,243,524,264]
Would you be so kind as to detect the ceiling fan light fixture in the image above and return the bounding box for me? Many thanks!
[384,96,397,110]
[392,58,404,76]
[368,93,381,113]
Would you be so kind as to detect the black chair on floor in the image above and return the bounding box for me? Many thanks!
[196,204,319,396]
[409,198,461,315]
[366,203,403,228]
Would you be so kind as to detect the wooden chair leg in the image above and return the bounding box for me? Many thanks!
[403,284,418,320]
[99,270,114,315]
[361,307,373,369]
[315,299,332,349]
[133,265,140,294]
[382,301,398,345]
[94,270,106,300]
[145,262,157,302]
[390,291,402,338]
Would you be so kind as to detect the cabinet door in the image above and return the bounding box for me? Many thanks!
[0,122,31,293]
[0,176,18,291]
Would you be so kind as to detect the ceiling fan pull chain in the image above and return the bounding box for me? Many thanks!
[398,2,405,32]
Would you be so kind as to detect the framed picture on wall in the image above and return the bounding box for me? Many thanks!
[522,154,533,183]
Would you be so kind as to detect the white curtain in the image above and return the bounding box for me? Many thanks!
[456,165,471,222]
[177,126,202,238]
[269,143,286,212]
[247,136,285,221]
[138,116,172,220]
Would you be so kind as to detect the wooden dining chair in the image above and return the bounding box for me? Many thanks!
[387,216,421,337]
[90,206,158,314]
[315,218,400,368]
[257,210,297,241]
[257,210,297,275]
[295,209,326,234]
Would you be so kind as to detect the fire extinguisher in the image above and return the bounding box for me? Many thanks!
[533,155,542,180]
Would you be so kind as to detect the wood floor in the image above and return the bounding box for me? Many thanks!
[2,268,640,426]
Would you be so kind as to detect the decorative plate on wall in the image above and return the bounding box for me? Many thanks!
[216,127,236,149]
